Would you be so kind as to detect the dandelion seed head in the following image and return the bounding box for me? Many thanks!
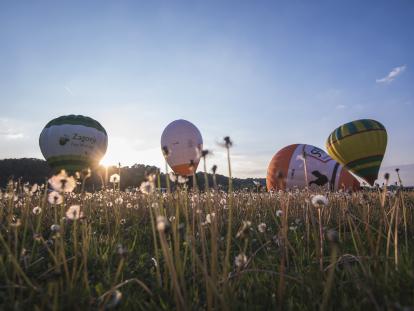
[50,224,60,232]
[169,172,177,182]
[31,184,38,194]
[156,216,168,232]
[234,253,247,268]
[116,244,127,256]
[49,170,76,193]
[177,175,188,184]
[10,218,22,228]
[236,220,252,239]
[65,205,83,220]
[105,290,122,309]
[48,191,63,205]
[223,136,233,148]
[33,233,42,242]
[311,195,329,208]
[32,206,42,215]
[151,257,158,267]
[140,181,155,194]
[206,213,215,224]
[258,223,267,233]
[109,174,120,184]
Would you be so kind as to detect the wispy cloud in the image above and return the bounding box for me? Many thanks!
[0,118,25,140]
[64,86,74,96]
[376,65,407,84]
[0,129,24,140]
[336,104,346,109]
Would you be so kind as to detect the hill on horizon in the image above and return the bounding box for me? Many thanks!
[0,158,266,191]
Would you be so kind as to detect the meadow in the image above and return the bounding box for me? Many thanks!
[0,170,413,310]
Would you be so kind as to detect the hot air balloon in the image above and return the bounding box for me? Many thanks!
[39,115,108,172]
[266,144,359,191]
[161,119,203,176]
[326,119,387,186]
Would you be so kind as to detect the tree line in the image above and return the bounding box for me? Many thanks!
[0,158,265,191]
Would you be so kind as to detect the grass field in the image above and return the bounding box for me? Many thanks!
[0,172,413,310]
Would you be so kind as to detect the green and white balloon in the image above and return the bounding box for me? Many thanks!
[39,115,108,172]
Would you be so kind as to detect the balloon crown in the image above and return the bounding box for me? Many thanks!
[44,115,107,134]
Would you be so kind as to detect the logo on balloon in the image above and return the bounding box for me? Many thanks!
[59,135,70,146]
[309,170,329,186]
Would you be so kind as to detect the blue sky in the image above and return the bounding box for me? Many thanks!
[0,0,413,182]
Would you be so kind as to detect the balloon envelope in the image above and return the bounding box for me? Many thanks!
[161,119,203,176]
[266,144,359,191]
[39,115,108,172]
[326,119,387,185]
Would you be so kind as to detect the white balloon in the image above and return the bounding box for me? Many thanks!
[161,119,203,176]
[39,115,108,171]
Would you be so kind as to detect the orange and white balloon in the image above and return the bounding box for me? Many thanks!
[161,119,203,176]
[266,144,359,191]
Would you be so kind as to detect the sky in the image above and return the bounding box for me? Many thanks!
[0,0,413,184]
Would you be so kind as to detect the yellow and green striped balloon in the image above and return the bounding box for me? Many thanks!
[326,119,387,185]
[39,115,108,172]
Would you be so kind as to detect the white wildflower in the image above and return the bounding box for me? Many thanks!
[258,223,267,233]
[50,224,60,232]
[109,174,120,183]
[234,253,248,268]
[169,172,177,182]
[65,205,83,220]
[10,218,22,228]
[116,244,127,255]
[311,195,329,208]
[140,181,155,194]
[48,191,63,204]
[104,290,122,309]
[156,216,169,232]
[32,206,42,215]
[30,184,39,194]
[177,175,188,184]
[48,170,76,193]
[151,257,158,267]
[206,213,215,224]
[236,221,252,239]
